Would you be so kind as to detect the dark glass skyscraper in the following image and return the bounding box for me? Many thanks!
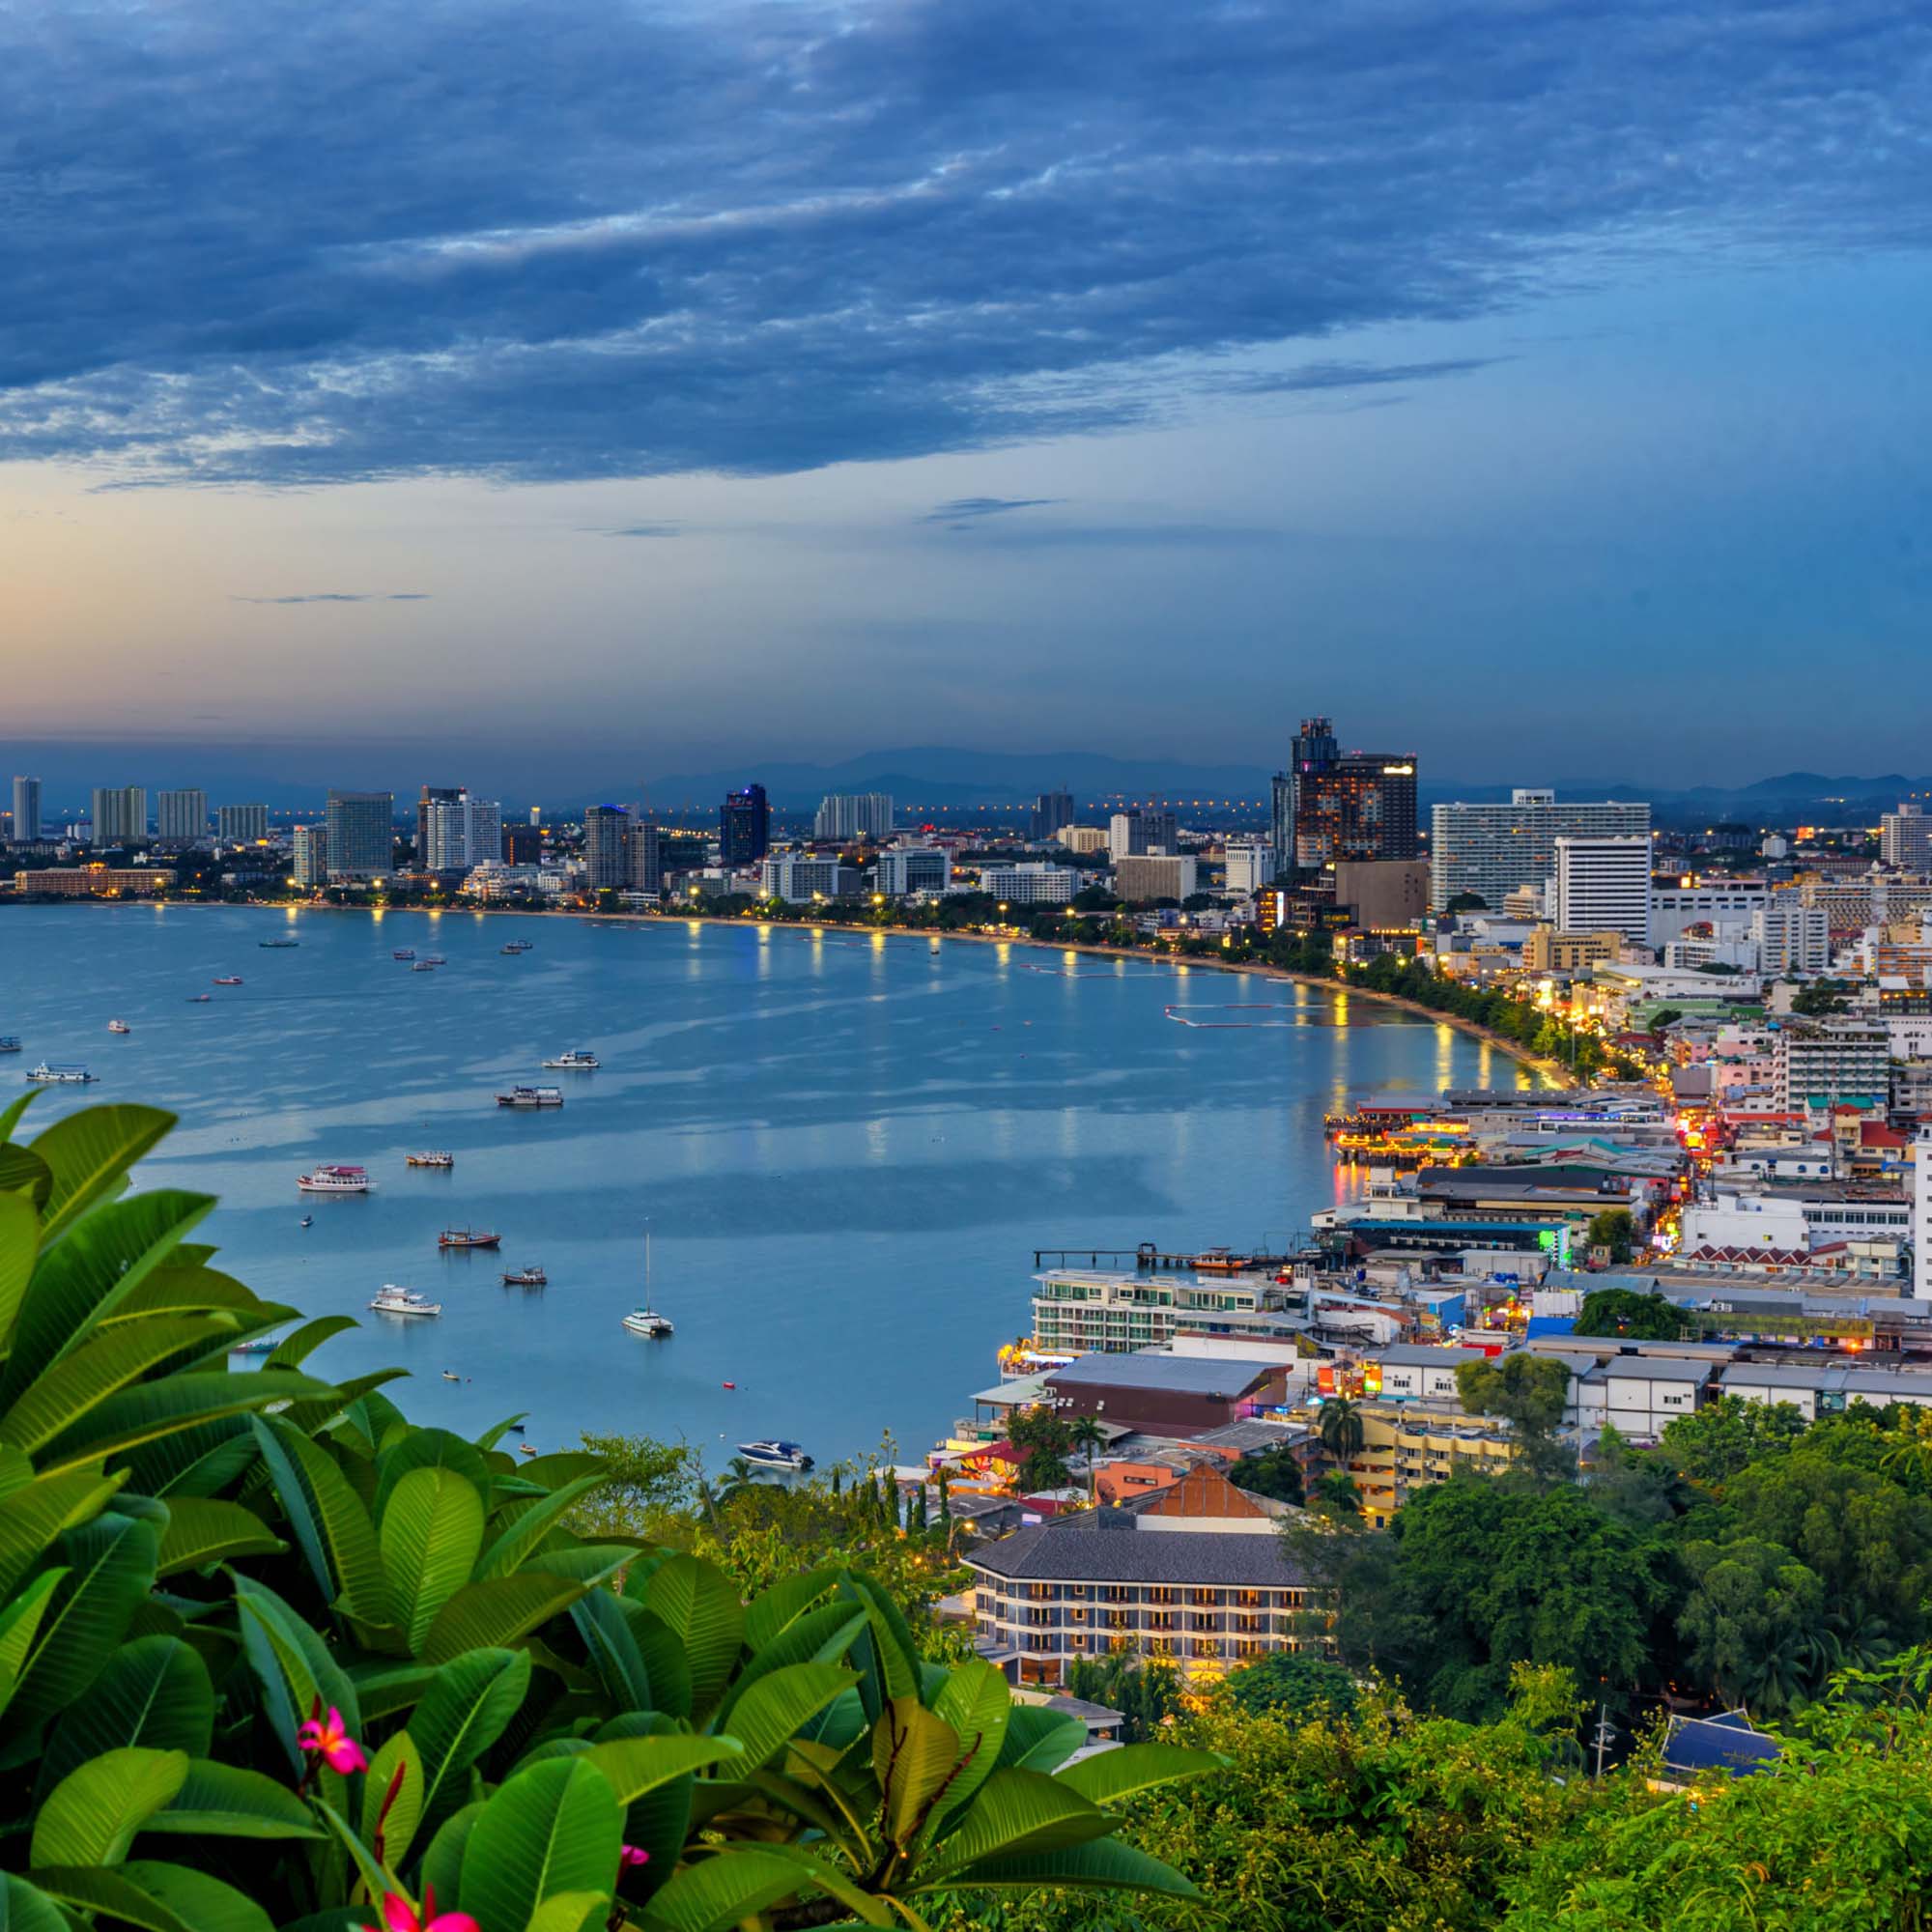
[1031,789,1074,842]
[722,784,771,866]
[1270,716,1416,880]
[583,805,630,890]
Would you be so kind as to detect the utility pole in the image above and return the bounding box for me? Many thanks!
[1592,1702,1615,1779]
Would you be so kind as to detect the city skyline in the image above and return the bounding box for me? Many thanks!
[1,0,1930,775]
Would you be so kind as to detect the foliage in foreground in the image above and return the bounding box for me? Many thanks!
[0,1099,1216,1931]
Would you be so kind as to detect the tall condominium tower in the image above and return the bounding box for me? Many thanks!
[583,805,631,890]
[323,790,394,878]
[10,777,42,843]
[721,784,771,866]
[156,788,208,842]
[1270,717,1416,880]
[91,786,148,845]
[1431,790,1652,913]
[812,793,894,842]
[216,803,269,842]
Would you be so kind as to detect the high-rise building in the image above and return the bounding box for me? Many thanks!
[155,788,208,843]
[813,793,894,842]
[1107,809,1177,858]
[10,777,42,843]
[1554,835,1652,946]
[1271,717,1416,879]
[628,814,666,895]
[416,786,463,864]
[502,822,545,866]
[877,846,950,895]
[759,852,856,902]
[217,803,269,843]
[722,785,771,866]
[323,790,394,878]
[977,863,1078,905]
[1114,854,1198,903]
[583,805,631,890]
[1223,840,1275,895]
[292,824,329,887]
[1753,897,1831,979]
[1882,805,1932,872]
[1431,791,1652,912]
[1031,790,1075,843]
[91,786,148,845]
[422,792,500,872]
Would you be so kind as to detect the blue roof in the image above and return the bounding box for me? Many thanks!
[1663,1713,1781,1777]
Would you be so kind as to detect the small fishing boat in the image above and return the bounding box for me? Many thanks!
[739,1439,813,1471]
[369,1285,441,1318]
[407,1151,455,1168]
[107,1019,131,1035]
[412,960,439,972]
[298,1164,372,1194]
[500,940,533,954]
[441,1370,461,1381]
[0,1037,20,1052]
[393,949,416,961]
[497,1085,563,1109]
[422,954,447,966]
[501,1264,547,1287]
[213,976,243,986]
[542,1048,599,1069]
[519,1443,537,1457]
[439,1228,500,1250]
[722,1380,736,1390]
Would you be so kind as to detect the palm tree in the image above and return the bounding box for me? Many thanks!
[1069,1416,1109,1502]
[693,1475,724,1525]
[717,1455,765,1504]
[1310,1469,1362,1520]
[1318,1395,1365,1468]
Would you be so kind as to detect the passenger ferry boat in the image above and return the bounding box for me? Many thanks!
[298,1164,373,1194]
[738,1439,813,1471]
[107,1019,131,1034]
[500,940,533,954]
[406,1151,455,1168]
[439,1227,500,1250]
[369,1285,441,1318]
[501,1264,547,1287]
[27,1064,95,1084]
[259,938,299,949]
[542,1049,599,1069]
[213,976,243,985]
[497,1085,563,1109]
[393,949,416,960]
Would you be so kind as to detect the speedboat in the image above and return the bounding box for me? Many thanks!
[500,940,533,954]
[622,1307,673,1337]
[439,1228,500,1250]
[107,1020,131,1035]
[259,938,298,949]
[441,1370,461,1381]
[496,1085,563,1109]
[738,1439,812,1471]
[407,1151,455,1168]
[298,1164,373,1194]
[412,960,439,972]
[27,1064,95,1084]
[298,1215,312,1228]
[501,1265,547,1287]
[187,994,212,1004]
[369,1285,441,1318]
[542,1049,599,1069]
[393,949,416,961]
[230,1336,279,1355]
[422,954,447,966]
[213,976,243,986]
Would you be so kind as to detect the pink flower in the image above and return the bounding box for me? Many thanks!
[360,1887,478,1932]
[620,1844,650,1867]
[297,1704,368,1776]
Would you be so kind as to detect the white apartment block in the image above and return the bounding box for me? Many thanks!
[291,824,328,887]
[91,786,148,845]
[1774,1023,1890,1112]
[1061,827,1110,856]
[1554,836,1653,946]
[1752,896,1831,978]
[217,803,269,843]
[979,863,1078,905]
[813,793,894,841]
[1223,840,1276,895]
[424,794,501,872]
[155,788,207,842]
[1649,882,1769,945]
[1430,792,1650,913]
[1883,805,1932,871]
[759,852,851,902]
[10,776,42,843]
[876,846,950,895]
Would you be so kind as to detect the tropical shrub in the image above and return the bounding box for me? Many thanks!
[0,1100,1218,1930]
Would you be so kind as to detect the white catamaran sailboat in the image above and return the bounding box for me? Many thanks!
[622,1228,674,1337]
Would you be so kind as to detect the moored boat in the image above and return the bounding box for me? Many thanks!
[738,1439,812,1471]
[0,1036,20,1052]
[622,1307,673,1336]
[393,949,416,960]
[369,1285,441,1318]
[259,938,299,949]
[187,994,212,1004]
[497,1085,563,1108]
[542,1049,599,1069]
[213,976,243,985]
[412,960,439,972]
[500,940,533,953]
[27,1064,95,1084]
[298,1164,373,1194]
[439,1227,500,1250]
[406,1151,455,1168]
[230,1336,280,1355]
[501,1264,547,1287]
[107,1019,131,1034]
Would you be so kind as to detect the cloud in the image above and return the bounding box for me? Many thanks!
[600,524,682,538]
[0,0,1924,486]
[920,497,1064,527]
[1211,358,1503,397]
[231,592,430,604]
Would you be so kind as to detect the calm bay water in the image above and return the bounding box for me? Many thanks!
[0,905,1529,1467]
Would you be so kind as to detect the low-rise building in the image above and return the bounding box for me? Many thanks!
[978,863,1079,905]
[1113,854,1198,903]
[1042,1353,1292,1438]
[13,865,172,897]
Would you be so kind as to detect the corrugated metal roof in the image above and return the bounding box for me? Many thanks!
[1046,1353,1284,1396]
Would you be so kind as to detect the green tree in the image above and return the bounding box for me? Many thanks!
[1317,1394,1365,1466]
[1223,1652,1358,1720]
[1655,1395,1807,1485]
[1068,1414,1109,1502]
[1581,1208,1636,1264]
[1310,1469,1363,1519]
[1574,1285,1680,1339]
[1455,1352,1575,1481]
[1229,1443,1305,1505]
[1005,1404,1076,1492]
[1675,1535,1830,1713]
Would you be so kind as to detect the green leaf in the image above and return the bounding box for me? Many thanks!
[925,1658,1012,1829]
[1052,1740,1227,1805]
[252,1417,388,1626]
[460,1756,622,1932]
[923,1768,1109,1878]
[994,1704,1087,1775]
[412,1647,531,1827]
[839,1573,920,1720]
[417,1800,483,1912]
[348,1660,435,1723]
[872,1695,966,1851]
[718,1661,858,1772]
[233,1574,360,1773]
[265,1316,357,1371]
[31,1746,188,1867]
[0,1875,69,1932]
[0,1316,241,1453]
[585,1734,745,1803]
[382,1466,485,1650]
[372,1427,493,1523]
[35,1370,334,1479]
[0,1190,41,1353]
[717,1604,867,1725]
[313,1798,407,1910]
[571,1588,656,1713]
[156,1496,284,1576]
[920,1837,1201,1899]
[0,1088,42,1145]
[420,1572,589,1664]
[359,1729,426,1867]
[142,1757,326,1840]
[637,1846,839,1932]
[638,1553,743,1723]
[9,1510,160,1735]
[743,1567,839,1651]
[0,1569,65,1724]
[473,1472,603,1579]
[0,1467,125,1601]
[0,1146,53,1216]
[28,1105,177,1243]
[30,1862,274,1932]
[524,1893,607,1932]
[38,1635,213,1789]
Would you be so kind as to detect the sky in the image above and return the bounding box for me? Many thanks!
[4,0,1932,797]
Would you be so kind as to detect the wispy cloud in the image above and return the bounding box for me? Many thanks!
[231,592,430,604]
[598,524,682,538]
[920,497,1065,529]
[0,2,1921,486]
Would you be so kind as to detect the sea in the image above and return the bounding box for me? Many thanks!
[0,904,1533,1469]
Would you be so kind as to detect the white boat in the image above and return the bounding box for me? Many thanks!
[497,1085,563,1109]
[393,949,416,961]
[107,1019,131,1034]
[542,1049,599,1069]
[412,960,439,973]
[0,1036,20,1052]
[500,940,533,954]
[298,1164,373,1194]
[187,994,212,1004]
[621,1229,674,1336]
[369,1285,441,1318]
[27,1064,95,1084]
[407,1151,455,1168]
[738,1439,813,1471]
[422,954,447,966]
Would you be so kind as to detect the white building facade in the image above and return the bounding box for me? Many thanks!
[1555,836,1653,946]
[1430,792,1651,913]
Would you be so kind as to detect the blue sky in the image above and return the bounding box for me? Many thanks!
[4,0,1931,789]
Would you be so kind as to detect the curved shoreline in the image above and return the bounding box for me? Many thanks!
[92,895,1566,1086]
